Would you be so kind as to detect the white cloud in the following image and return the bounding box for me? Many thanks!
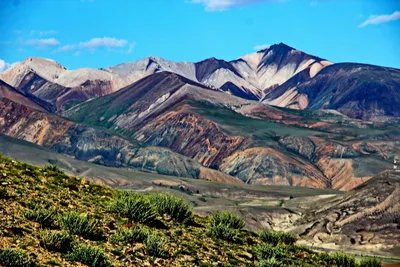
[53,37,132,54]
[189,0,284,11]
[359,11,400,27]
[30,30,57,37]
[73,51,81,56]
[127,42,136,54]
[254,44,270,51]
[79,37,128,49]
[0,59,12,73]
[25,38,60,48]
[55,44,77,53]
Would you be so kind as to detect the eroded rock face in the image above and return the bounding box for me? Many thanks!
[278,136,316,160]
[219,147,327,188]
[293,171,400,257]
[133,109,247,168]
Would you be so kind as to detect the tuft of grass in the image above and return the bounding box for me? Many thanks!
[60,212,104,240]
[68,244,112,267]
[207,223,238,242]
[0,248,36,267]
[259,230,297,246]
[39,230,75,253]
[331,252,357,267]
[24,208,59,229]
[144,233,170,258]
[108,191,157,225]
[210,211,245,230]
[258,257,284,267]
[255,243,287,261]
[147,192,193,223]
[359,257,382,267]
[111,226,150,244]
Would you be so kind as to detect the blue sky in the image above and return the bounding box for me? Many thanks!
[0,0,399,71]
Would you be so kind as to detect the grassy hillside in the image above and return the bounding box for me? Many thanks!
[0,154,383,267]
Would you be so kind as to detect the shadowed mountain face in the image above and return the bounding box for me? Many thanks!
[65,71,400,190]
[0,80,52,112]
[263,63,400,121]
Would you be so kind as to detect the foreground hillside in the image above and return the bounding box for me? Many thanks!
[0,155,384,267]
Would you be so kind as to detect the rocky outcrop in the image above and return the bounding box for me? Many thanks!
[293,171,400,257]
[133,109,248,168]
[219,147,327,188]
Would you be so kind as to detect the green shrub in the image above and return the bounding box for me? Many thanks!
[259,230,297,246]
[359,257,382,267]
[39,230,75,253]
[60,212,103,240]
[68,244,111,267]
[112,226,149,243]
[108,191,157,225]
[255,243,287,261]
[147,192,193,223]
[0,248,36,267]
[144,233,169,258]
[207,223,237,241]
[24,208,59,229]
[43,164,63,174]
[331,252,356,267]
[210,211,245,230]
[258,257,284,267]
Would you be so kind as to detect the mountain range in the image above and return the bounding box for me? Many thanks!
[1,42,399,191]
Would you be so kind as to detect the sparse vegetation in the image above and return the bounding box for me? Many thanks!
[24,208,59,229]
[108,191,157,225]
[144,233,169,258]
[255,243,287,261]
[147,192,193,223]
[67,244,112,267]
[331,252,357,267]
[359,257,382,267]
[60,212,104,240]
[259,230,297,246]
[0,248,36,267]
[210,210,245,230]
[208,223,238,241]
[111,226,150,243]
[0,155,393,266]
[258,257,284,267]
[39,230,75,253]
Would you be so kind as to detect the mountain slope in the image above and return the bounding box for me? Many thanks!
[263,63,400,121]
[0,80,51,112]
[104,43,332,101]
[0,57,130,111]
[65,71,399,190]
[0,82,241,184]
